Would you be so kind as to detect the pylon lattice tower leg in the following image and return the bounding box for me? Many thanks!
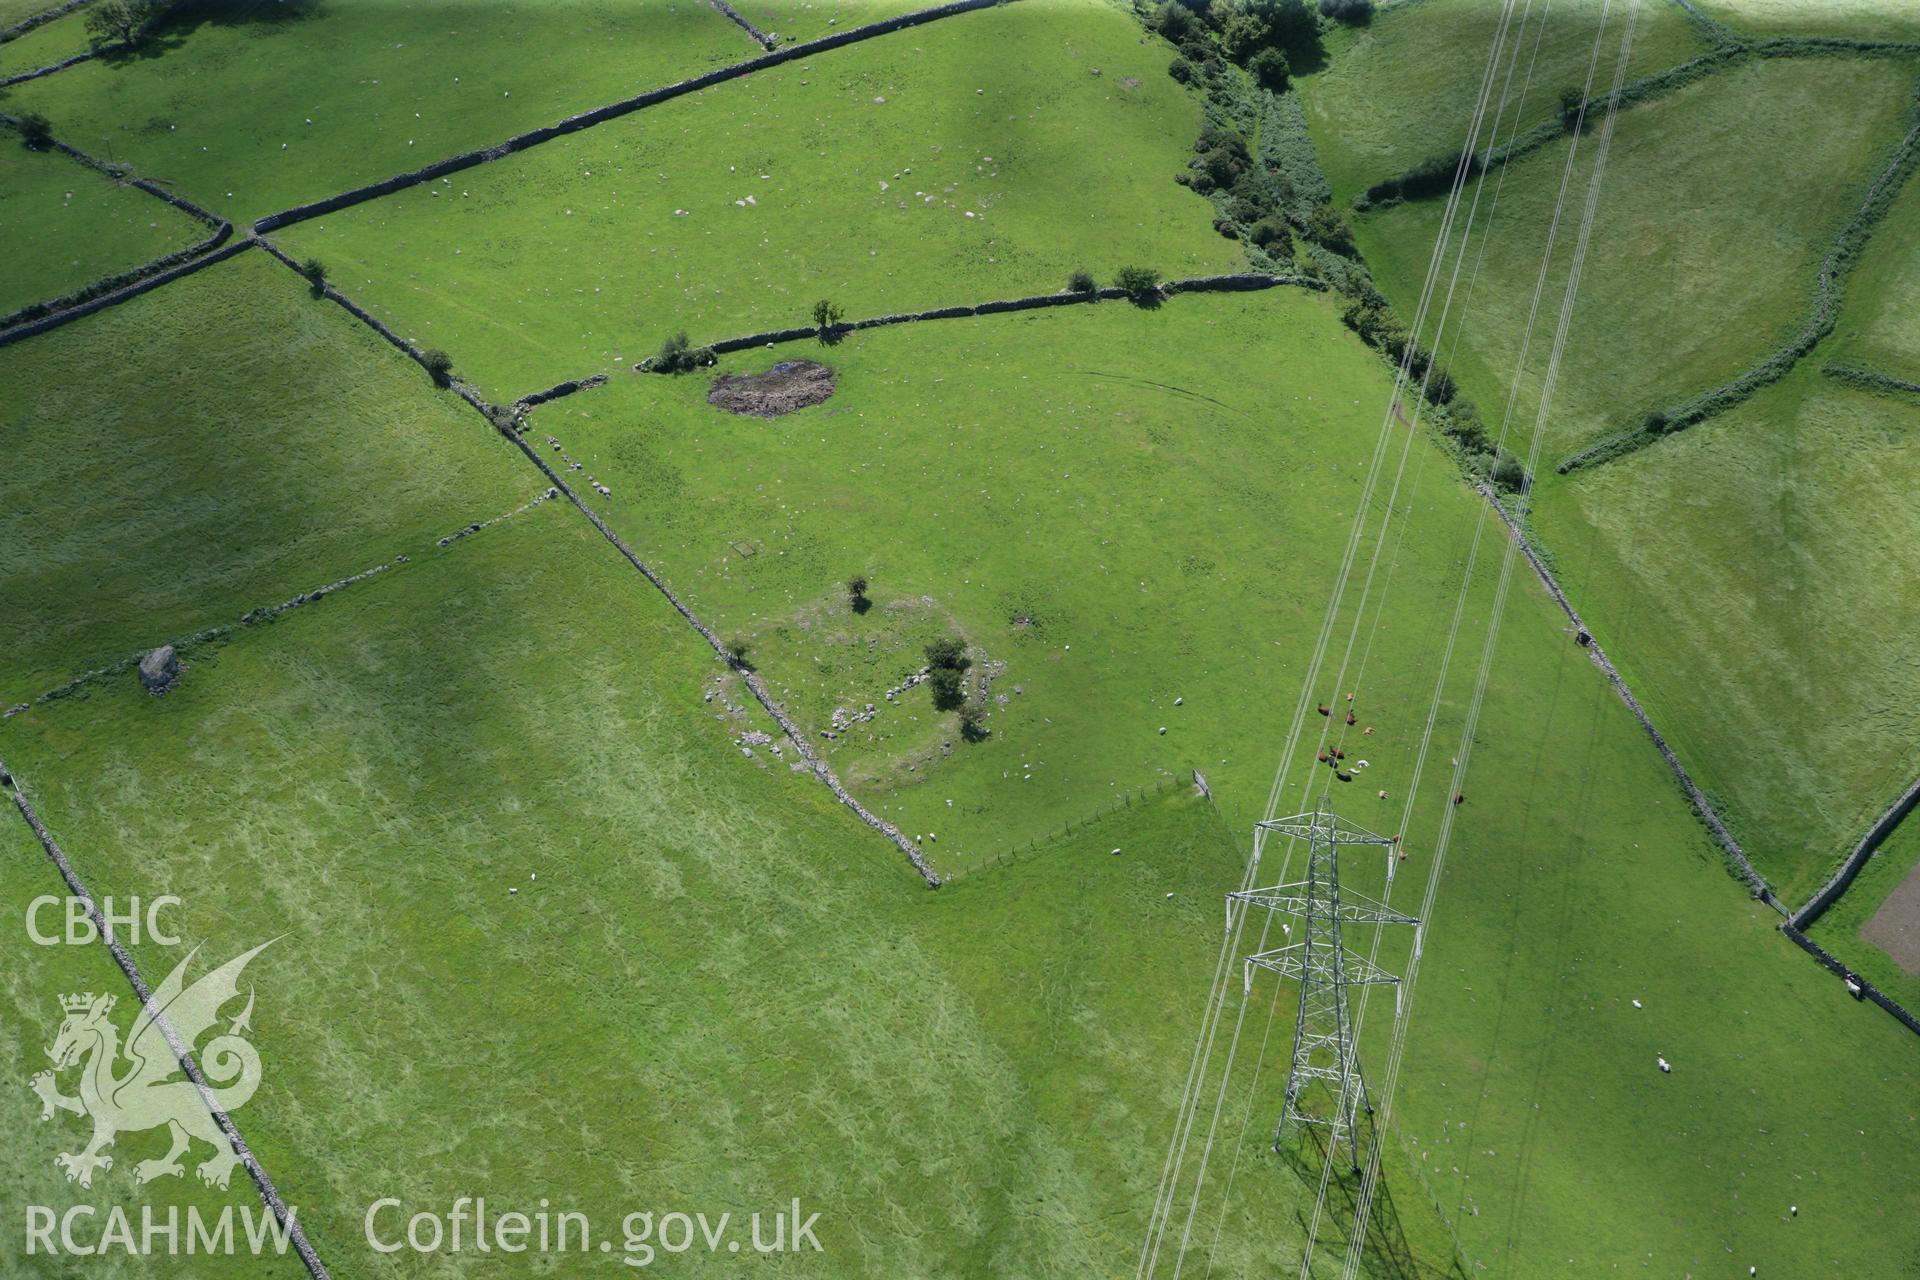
[1230,802,1417,1171]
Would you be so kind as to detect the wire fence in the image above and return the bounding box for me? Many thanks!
[939,772,1201,884]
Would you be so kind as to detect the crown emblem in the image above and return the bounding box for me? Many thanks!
[59,992,110,1014]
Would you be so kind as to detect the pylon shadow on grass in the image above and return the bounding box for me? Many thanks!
[1275,1124,1471,1280]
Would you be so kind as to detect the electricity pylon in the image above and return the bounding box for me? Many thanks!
[1230,804,1417,1171]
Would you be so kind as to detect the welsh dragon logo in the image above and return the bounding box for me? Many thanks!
[29,941,273,1191]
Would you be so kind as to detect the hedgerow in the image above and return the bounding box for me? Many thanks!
[1821,363,1920,399]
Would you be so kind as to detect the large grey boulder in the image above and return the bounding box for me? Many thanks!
[138,645,179,695]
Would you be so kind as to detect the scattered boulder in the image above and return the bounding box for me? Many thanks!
[708,360,836,418]
[138,645,179,695]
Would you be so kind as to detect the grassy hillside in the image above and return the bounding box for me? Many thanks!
[0,0,60,24]
[524,284,1920,1273]
[4,2,1918,1276]
[1343,44,1920,899]
[3,0,749,221]
[1353,53,1915,465]
[0,248,534,706]
[277,0,1239,399]
[1529,369,1920,902]
[529,289,1449,866]
[0,812,293,1279]
[1347,555,1920,1277]
[1297,0,1704,205]
[4,290,1915,1275]
[0,505,1366,1277]
[0,138,204,315]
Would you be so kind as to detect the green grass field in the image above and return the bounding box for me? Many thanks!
[0,0,59,25]
[1340,38,1920,893]
[528,289,1452,867]
[0,138,204,315]
[1353,52,1915,465]
[525,282,1920,1273]
[0,810,301,1279]
[0,247,534,707]
[0,502,1376,1277]
[1697,0,1920,43]
[1297,0,1705,205]
[5,287,1917,1274]
[1343,563,1920,1277]
[1530,367,1920,903]
[0,3,88,76]
[5,1,1920,1274]
[1347,46,1920,899]
[3,0,750,222]
[276,0,1239,399]
[730,0,934,44]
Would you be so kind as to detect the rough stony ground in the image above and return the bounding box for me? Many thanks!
[708,359,836,417]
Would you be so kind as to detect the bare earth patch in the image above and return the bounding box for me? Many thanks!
[708,360,836,418]
[1861,857,1920,974]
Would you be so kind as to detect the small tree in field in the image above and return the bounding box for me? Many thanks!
[1068,269,1097,294]
[726,636,753,668]
[958,702,989,742]
[1114,266,1162,308]
[85,0,165,50]
[1265,0,1318,47]
[1305,205,1355,254]
[17,113,54,150]
[421,348,454,387]
[925,635,971,710]
[926,636,969,673]
[1220,12,1270,60]
[812,299,844,343]
[847,575,871,614]
[929,666,967,710]
[299,257,328,295]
